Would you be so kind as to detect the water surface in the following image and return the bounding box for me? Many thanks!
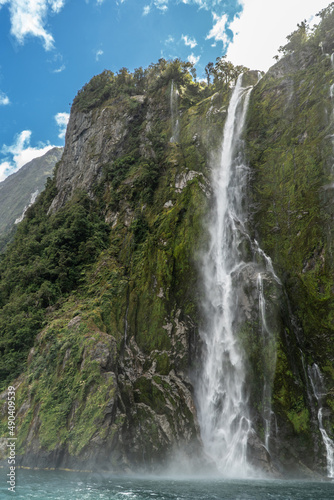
[1,469,333,499]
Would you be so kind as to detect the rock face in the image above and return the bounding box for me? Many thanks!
[48,104,134,213]
[1,9,334,477]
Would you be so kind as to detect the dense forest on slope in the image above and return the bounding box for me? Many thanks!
[0,3,334,477]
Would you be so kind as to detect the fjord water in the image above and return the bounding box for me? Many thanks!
[1,469,334,499]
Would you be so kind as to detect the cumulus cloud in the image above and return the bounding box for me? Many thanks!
[226,0,331,71]
[0,0,66,50]
[188,53,200,65]
[182,34,197,48]
[206,12,229,46]
[55,112,70,139]
[0,131,54,181]
[0,91,10,105]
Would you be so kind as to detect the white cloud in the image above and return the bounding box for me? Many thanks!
[53,64,65,73]
[0,91,10,105]
[144,0,168,13]
[0,130,54,181]
[182,34,197,48]
[188,53,200,65]
[206,12,229,46]
[95,49,104,61]
[49,0,65,14]
[179,0,221,9]
[165,35,175,44]
[226,0,331,72]
[154,0,168,11]
[55,112,70,139]
[0,161,13,182]
[0,0,66,50]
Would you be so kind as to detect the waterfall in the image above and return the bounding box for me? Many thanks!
[15,189,39,224]
[308,364,334,478]
[196,73,281,476]
[196,75,255,477]
[170,80,180,143]
[330,84,334,100]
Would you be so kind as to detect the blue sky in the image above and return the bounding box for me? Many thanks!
[0,0,330,181]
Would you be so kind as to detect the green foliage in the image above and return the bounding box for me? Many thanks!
[287,403,310,434]
[73,70,116,111]
[0,181,109,387]
[12,321,116,455]
[205,57,249,90]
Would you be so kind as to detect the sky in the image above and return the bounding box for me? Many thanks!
[0,0,331,182]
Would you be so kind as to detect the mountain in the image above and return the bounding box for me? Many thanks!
[0,3,334,478]
[0,147,63,251]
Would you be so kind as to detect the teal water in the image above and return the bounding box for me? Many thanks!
[0,470,334,499]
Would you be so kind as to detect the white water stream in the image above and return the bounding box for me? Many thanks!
[308,364,334,478]
[170,80,180,143]
[196,75,256,477]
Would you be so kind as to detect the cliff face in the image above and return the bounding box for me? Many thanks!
[0,7,334,477]
[246,8,334,474]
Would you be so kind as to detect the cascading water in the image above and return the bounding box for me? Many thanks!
[196,75,254,477]
[196,73,281,477]
[308,364,334,478]
[170,80,180,143]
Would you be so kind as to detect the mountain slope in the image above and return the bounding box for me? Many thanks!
[0,147,63,251]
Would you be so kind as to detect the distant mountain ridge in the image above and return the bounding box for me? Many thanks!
[0,147,63,249]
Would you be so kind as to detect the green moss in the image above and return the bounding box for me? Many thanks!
[155,352,171,375]
[287,406,310,434]
[133,377,167,414]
